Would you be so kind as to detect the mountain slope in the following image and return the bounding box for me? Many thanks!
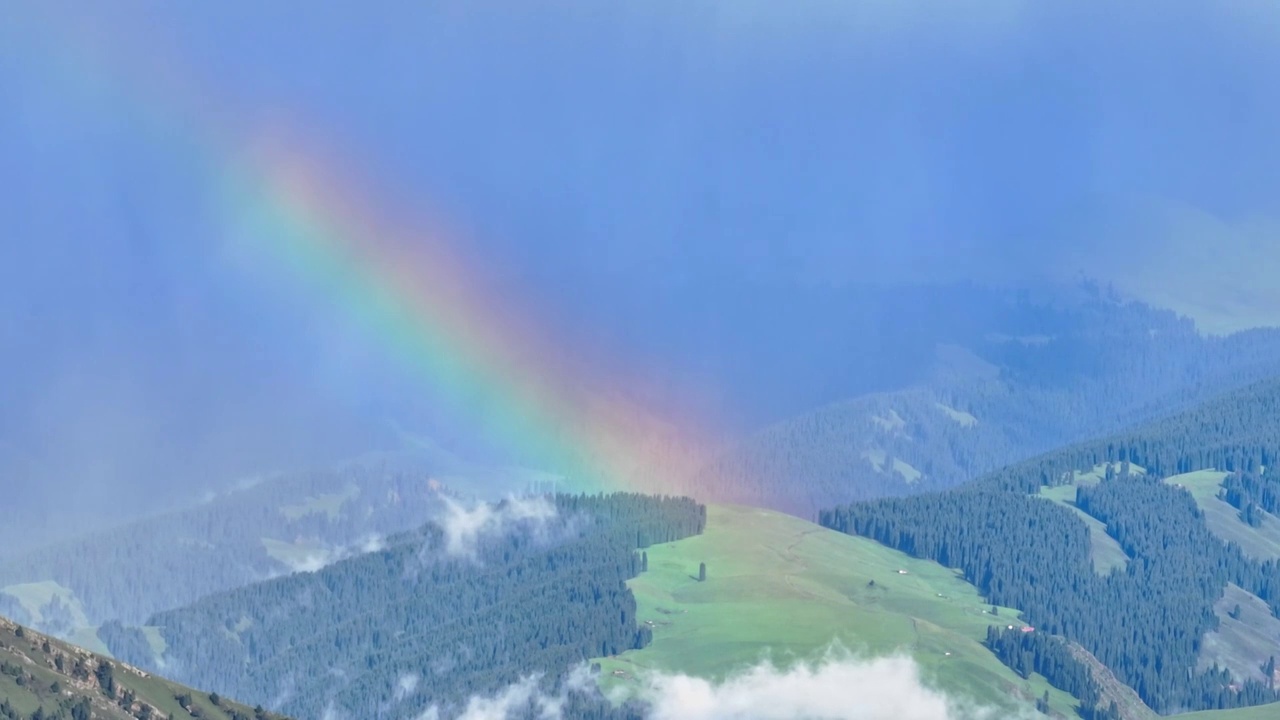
[698,292,1280,516]
[0,615,292,720]
[0,447,570,640]
[821,375,1280,715]
[594,505,1280,720]
[101,494,704,720]
[0,456,448,636]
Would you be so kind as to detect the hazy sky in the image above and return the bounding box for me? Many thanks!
[2,0,1278,533]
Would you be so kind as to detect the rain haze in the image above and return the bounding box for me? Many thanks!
[2,0,1279,541]
[7,3,1280,720]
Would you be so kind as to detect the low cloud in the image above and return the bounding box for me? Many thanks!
[360,533,388,554]
[275,533,387,574]
[425,652,1035,720]
[455,676,558,720]
[395,674,421,703]
[413,674,564,720]
[439,495,558,560]
[637,653,1023,720]
[267,674,296,714]
[286,550,344,574]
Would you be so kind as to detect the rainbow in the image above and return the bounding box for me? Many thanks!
[10,9,716,498]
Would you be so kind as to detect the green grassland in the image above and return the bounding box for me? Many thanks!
[860,448,923,484]
[935,402,979,428]
[1176,702,1280,719]
[1035,462,1280,570]
[0,581,90,628]
[1031,462,1149,576]
[260,536,332,569]
[1036,483,1130,574]
[1164,470,1280,559]
[141,626,167,656]
[278,482,360,521]
[65,626,110,656]
[594,505,1080,716]
[1071,462,1147,486]
[0,616,291,720]
[1198,584,1280,684]
[592,501,1280,720]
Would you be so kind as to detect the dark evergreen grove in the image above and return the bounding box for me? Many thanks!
[984,627,1116,720]
[102,493,705,720]
[821,376,1280,715]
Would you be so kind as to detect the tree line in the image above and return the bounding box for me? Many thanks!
[103,493,705,720]
[821,375,1280,715]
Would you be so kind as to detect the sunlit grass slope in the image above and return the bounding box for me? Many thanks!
[1165,470,1280,559]
[1036,464,1135,574]
[595,504,1079,715]
[1176,703,1280,719]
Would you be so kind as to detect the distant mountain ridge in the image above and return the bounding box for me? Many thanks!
[698,289,1280,516]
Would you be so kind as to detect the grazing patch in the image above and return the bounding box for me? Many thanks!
[595,505,1076,716]
[1165,471,1280,560]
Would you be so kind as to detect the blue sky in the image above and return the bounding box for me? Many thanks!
[1,0,1278,529]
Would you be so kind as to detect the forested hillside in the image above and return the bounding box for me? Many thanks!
[102,493,704,720]
[16,287,1280,648]
[705,291,1280,516]
[821,376,1280,716]
[0,456,464,639]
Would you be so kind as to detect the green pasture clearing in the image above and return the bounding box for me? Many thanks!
[935,402,979,428]
[1,580,90,628]
[594,505,1078,716]
[279,483,360,521]
[260,537,331,570]
[1165,470,1280,559]
[1035,484,1129,574]
[1175,702,1280,719]
[860,449,923,484]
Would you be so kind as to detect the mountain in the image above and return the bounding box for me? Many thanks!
[0,446,576,641]
[820,375,1280,716]
[99,494,703,720]
[0,456,449,637]
[700,290,1280,516]
[0,615,293,720]
[10,286,1280,719]
[601,503,1280,720]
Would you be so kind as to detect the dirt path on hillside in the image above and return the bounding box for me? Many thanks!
[779,529,824,599]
